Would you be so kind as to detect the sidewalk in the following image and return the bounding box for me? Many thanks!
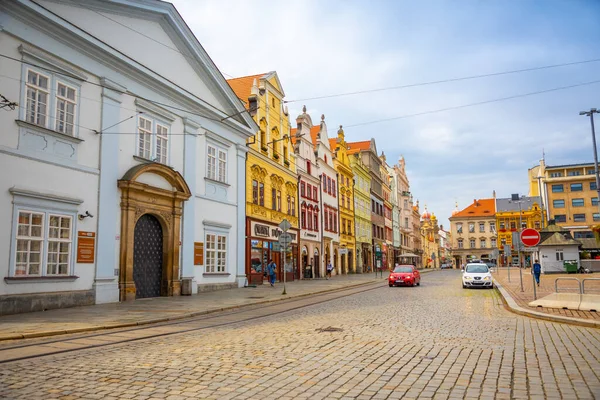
[0,274,391,341]
[492,267,600,327]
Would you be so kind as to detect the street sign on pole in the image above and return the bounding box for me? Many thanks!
[277,227,291,296]
[278,232,292,247]
[520,228,541,247]
[279,219,291,232]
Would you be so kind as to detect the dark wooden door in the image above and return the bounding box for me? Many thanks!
[133,214,163,298]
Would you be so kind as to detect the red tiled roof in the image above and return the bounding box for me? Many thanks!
[226,73,266,105]
[291,125,322,146]
[451,198,496,218]
[328,138,337,151]
[290,128,298,144]
[346,140,371,155]
[309,125,320,146]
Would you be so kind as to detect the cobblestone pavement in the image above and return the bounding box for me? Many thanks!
[493,267,600,320]
[1,270,600,399]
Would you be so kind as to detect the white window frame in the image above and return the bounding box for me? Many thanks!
[457,239,464,249]
[491,238,497,248]
[207,144,228,183]
[12,208,74,277]
[22,67,80,136]
[25,69,50,127]
[136,115,170,164]
[205,232,227,273]
[55,81,77,135]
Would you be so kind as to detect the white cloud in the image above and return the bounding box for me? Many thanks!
[170,0,600,228]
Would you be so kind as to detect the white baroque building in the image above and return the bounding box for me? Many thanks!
[0,0,257,314]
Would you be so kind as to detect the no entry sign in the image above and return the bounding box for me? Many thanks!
[520,228,541,247]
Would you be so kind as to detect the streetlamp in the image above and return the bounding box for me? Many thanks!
[511,193,525,292]
[579,108,600,214]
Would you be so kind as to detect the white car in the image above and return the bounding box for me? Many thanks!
[462,263,493,289]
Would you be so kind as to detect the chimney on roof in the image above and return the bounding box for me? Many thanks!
[493,190,496,199]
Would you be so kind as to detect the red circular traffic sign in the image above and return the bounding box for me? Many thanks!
[520,228,541,247]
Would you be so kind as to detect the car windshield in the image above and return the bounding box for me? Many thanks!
[465,264,489,273]
[393,266,413,273]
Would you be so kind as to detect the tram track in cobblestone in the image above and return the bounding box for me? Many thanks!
[0,280,386,364]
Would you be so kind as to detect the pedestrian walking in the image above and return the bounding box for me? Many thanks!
[267,259,276,286]
[533,259,541,287]
[326,261,333,279]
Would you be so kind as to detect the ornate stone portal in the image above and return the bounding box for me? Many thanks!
[117,163,191,301]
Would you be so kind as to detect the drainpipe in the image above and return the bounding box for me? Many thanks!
[352,177,357,273]
[319,172,324,279]
[336,172,341,274]
[297,172,301,278]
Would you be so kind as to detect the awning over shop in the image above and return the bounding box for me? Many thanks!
[400,253,420,258]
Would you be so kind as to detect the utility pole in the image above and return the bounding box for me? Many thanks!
[579,108,600,213]
[512,193,524,292]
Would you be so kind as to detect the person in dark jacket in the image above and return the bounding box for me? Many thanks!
[267,259,276,287]
[533,260,542,287]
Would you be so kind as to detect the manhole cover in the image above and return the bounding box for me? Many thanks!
[316,326,344,333]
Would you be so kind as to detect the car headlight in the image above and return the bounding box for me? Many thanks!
[464,276,472,280]
[483,276,491,281]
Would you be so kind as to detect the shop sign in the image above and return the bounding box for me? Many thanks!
[194,242,204,265]
[251,221,298,243]
[76,231,95,263]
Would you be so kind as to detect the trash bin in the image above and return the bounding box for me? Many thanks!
[564,260,578,274]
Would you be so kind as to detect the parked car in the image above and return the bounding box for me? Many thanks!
[462,263,493,289]
[389,265,421,287]
[440,263,453,269]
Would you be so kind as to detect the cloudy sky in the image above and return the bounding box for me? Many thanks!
[171,0,600,228]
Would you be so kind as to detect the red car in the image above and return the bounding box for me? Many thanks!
[388,265,421,287]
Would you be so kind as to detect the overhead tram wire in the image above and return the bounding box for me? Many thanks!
[285,57,600,103]
[0,54,255,126]
[29,0,244,115]
[345,79,600,128]
[90,9,236,79]
[7,79,600,136]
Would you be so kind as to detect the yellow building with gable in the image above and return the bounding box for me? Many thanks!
[227,72,299,284]
[330,126,356,273]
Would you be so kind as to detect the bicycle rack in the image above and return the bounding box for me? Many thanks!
[554,277,582,294]
[582,278,600,294]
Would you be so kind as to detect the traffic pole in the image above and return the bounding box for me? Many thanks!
[281,247,286,295]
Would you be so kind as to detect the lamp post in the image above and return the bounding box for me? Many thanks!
[511,193,525,292]
[579,108,600,214]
